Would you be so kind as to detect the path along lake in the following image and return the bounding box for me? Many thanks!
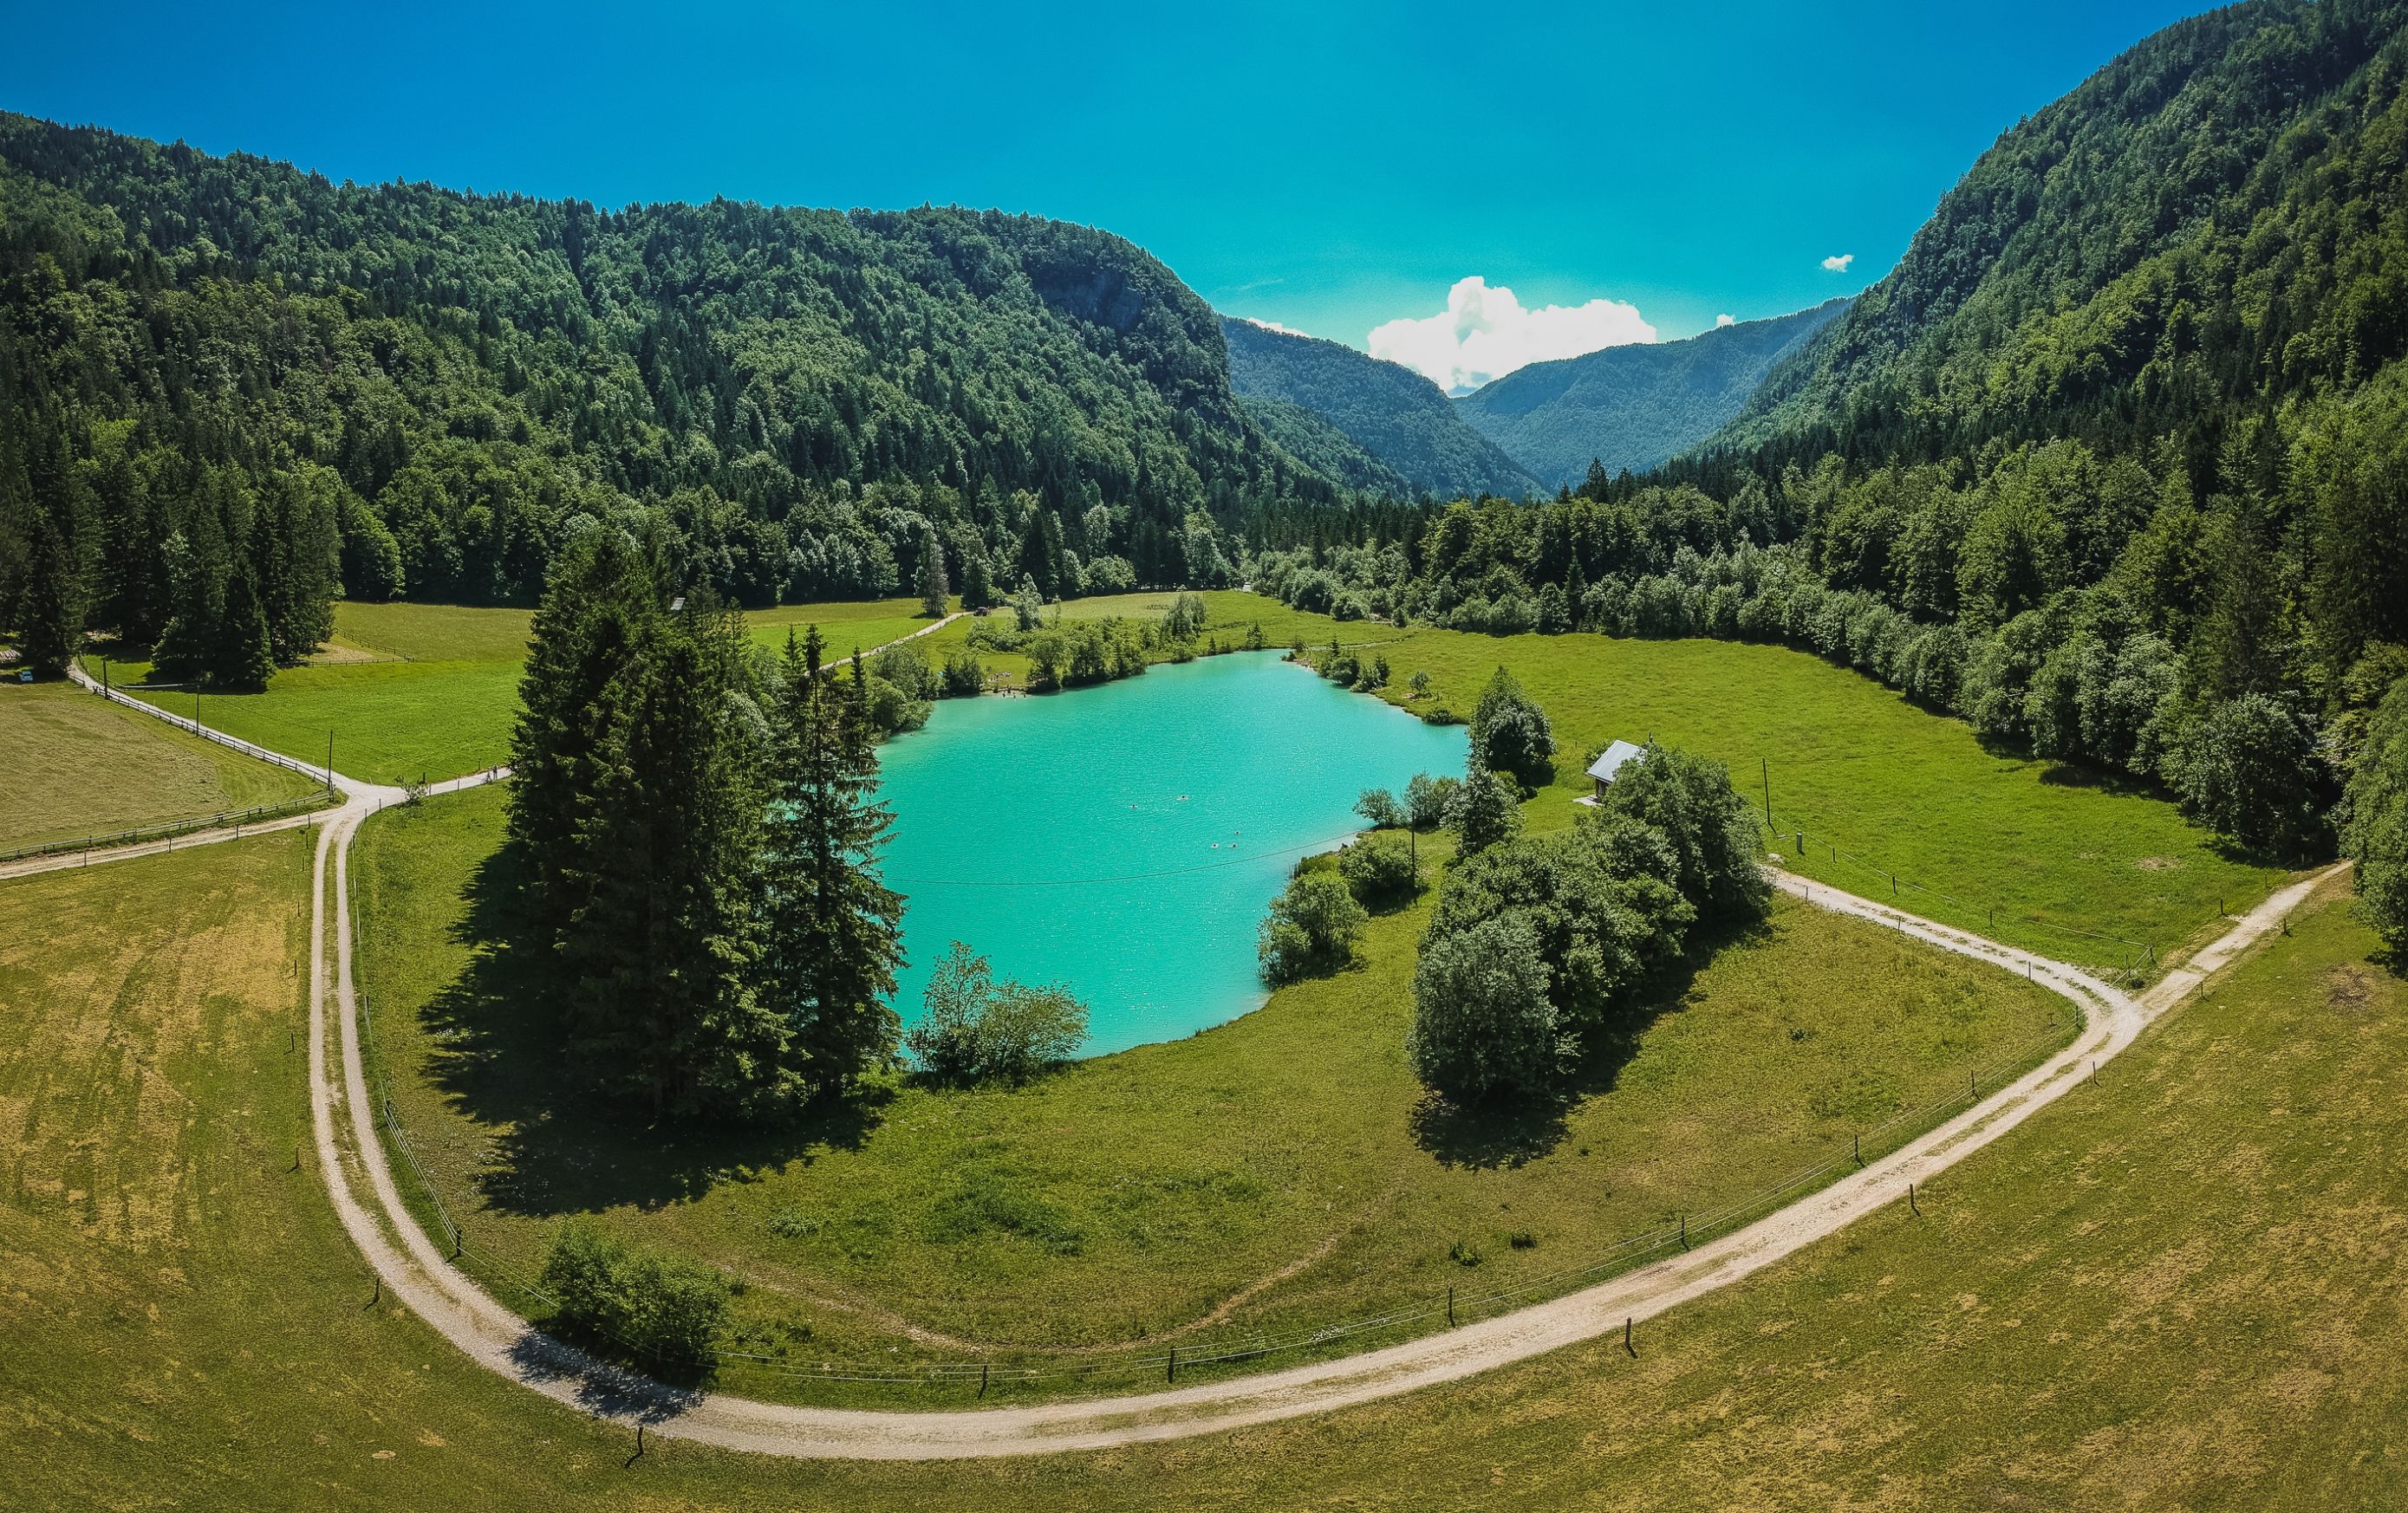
[878,651,1468,1055]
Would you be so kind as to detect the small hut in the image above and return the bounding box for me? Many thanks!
[1576,740,1645,806]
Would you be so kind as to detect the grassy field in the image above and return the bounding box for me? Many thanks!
[5,830,2397,1508]
[355,782,2066,1389]
[1343,626,2291,974]
[0,679,324,853]
[745,595,953,660]
[917,588,1414,686]
[68,594,2275,975]
[78,598,965,787]
[322,601,536,663]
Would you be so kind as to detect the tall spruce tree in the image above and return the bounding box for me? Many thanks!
[507,529,659,948]
[557,600,795,1120]
[761,626,904,1094]
[18,497,83,676]
[915,524,950,618]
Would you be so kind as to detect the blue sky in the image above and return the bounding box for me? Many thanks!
[3,0,2209,375]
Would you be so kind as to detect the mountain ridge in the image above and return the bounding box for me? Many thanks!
[1455,300,1848,489]
[1220,315,1541,498]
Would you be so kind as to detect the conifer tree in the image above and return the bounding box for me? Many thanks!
[559,601,790,1120]
[960,549,995,611]
[18,498,84,676]
[215,557,278,690]
[508,529,658,946]
[760,627,903,1094]
[915,523,949,618]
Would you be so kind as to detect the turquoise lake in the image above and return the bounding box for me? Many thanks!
[877,652,1468,1056]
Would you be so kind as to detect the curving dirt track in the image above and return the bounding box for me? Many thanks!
[42,660,2337,1461]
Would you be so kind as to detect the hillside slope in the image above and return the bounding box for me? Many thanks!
[0,112,1345,658]
[1708,0,2408,475]
[1220,316,1540,498]
[1455,301,1846,487]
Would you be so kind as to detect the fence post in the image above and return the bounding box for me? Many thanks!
[1447,1286,1455,1327]
[979,1362,989,1399]
[1678,1214,1687,1250]
[1908,1182,1920,1217]
[1624,1316,1635,1357]
[1168,1346,1177,1383]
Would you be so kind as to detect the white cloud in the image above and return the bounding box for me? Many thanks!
[1715,313,1736,328]
[1242,316,1312,338]
[1821,253,1855,273]
[1366,276,1656,393]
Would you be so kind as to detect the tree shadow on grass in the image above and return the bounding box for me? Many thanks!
[1409,908,1779,1171]
[414,842,890,1220]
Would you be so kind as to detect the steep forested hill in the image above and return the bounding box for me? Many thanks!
[1709,0,2408,477]
[1249,0,2408,873]
[0,113,1353,679]
[1220,315,1540,498]
[1455,301,1846,488]
[1233,393,1416,496]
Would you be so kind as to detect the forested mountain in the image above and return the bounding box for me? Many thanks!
[1254,0,2408,876]
[1455,301,1846,489]
[1220,315,1540,499]
[1708,0,2408,477]
[1233,392,1416,496]
[0,113,1351,682]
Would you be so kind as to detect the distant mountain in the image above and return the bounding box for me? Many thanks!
[1235,394,1416,496]
[1453,301,1848,489]
[1220,316,1541,499]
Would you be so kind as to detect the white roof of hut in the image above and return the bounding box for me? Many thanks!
[1585,740,1646,785]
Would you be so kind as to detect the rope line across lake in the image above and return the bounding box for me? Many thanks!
[887,828,1377,888]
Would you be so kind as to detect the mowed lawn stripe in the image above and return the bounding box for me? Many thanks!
[0,679,322,852]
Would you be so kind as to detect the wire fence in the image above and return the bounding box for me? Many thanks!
[1,792,337,867]
[355,967,2081,1396]
[74,667,344,790]
[1757,815,2168,983]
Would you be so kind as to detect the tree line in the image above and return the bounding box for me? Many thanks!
[0,110,1339,681]
[506,526,904,1121]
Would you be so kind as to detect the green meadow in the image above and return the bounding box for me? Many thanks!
[354,782,2066,1389]
[76,590,2288,980]
[3,831,2394,1510]
[1350,626,2290,975]
[0,679,323,853]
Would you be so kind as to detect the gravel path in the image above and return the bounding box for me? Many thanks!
[39,659,2337,1461]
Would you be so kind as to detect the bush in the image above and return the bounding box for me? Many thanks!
[862,674,932,733]
[1469,666,1555,775]
[1409,914,1558,1103]
[1405,771,1455,829]
[2177,694,2331,859]
[906,942,1088,1083]
[1259,870,1369,984]
[1355,787,1403,828]
[940,647,984,697]
[541,1223,730,1373]
[1590,744,1771,922]
[1339,832,1420,906]
[1450,767,1523,856]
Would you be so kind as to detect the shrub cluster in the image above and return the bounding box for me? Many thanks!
[906,942,1089,1083]
[541,1223,731,1373]
[1409,744,1769,1103]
